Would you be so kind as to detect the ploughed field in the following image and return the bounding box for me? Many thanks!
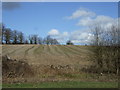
[2,45,118,88]
[2,45,92,67]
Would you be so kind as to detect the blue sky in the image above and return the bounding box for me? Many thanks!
[2,2,118,44]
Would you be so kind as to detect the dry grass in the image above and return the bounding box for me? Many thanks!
[2,45,118,84]
[2,45,92,66]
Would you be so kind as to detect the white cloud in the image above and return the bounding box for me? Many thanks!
[48,29,69,43]
[63,32,68,36]
[67,8,96,19]
[66,8,117,30]
[49,8,118,45]
[48,29,59,36]
[47,28,98,44]
[77,15,117,29]
[69,29,93,44]
[47,28,95,44]
[77,17,93,26]
[70,16,118,44]
[73,15,118,44]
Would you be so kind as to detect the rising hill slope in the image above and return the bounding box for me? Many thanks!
[2,45,93,67]
[2,45,118,85]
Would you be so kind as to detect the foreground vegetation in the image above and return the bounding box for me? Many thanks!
[2,45,118,88]
[3,81,118,88]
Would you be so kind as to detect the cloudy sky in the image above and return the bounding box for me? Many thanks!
[2,2,118,44]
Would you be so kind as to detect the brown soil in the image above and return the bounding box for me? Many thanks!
[2,55,34,83]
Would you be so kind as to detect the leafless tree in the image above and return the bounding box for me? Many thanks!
[38,37,43,44]
[33,35,38,44]
[66,40,74,45]
[18,32,24,44]
[90,24,119,74]
[44,35,59,45]
[29,35,34,44]
[12,30,19,44]
[3,28,12,44]
[24,39,29,44]
[0,23,2,44]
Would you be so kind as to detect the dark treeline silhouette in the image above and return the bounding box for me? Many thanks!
[2,25,60,45]
[66,40,74,45]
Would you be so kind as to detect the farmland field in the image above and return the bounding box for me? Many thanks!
[2,45,118,88]
[2,45,93,66]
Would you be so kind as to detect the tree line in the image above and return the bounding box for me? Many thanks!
[0,23,119,74]
[1,25,75,45]
[90,24,119,75]
[1,25,60,45]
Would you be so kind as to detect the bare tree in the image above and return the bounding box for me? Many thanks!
[44,35,60,45]
[66,40,74,45]
[0,23,2,44]
[3,28,12,44]
[12,30,19,44]
[18,32,24,44]
[24,39,29,44]
[38,37,43,44]
[52,39,59,45]
[33,35,38,44]
[44,35,52,45]
[109,25,119,75]
[1,25,60,45]
[90,24,119,74]
[29,35,34,44]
